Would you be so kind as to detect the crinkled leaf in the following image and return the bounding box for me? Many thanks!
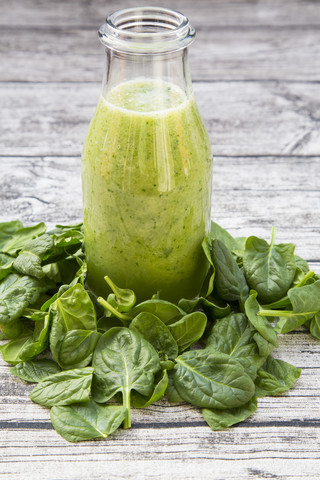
[50,400,127,443]
[174,350,255,409]
[30,367,93,407]
[255,356,301,398]
[13,234,54,278]
[0,223,46,256]
[202,396,257,431]
[10,359,61,383]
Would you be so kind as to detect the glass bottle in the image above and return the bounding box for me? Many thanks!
[82,7,213,303]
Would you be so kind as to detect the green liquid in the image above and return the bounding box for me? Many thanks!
[82,79,213,302]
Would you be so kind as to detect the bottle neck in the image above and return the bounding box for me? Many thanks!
[102,48,193,100]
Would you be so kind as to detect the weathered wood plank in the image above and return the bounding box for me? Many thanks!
[1,82,319,157]
[1,26,319,82]
[1,0,320,27]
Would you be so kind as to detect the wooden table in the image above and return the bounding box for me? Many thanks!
[1,1,320,478]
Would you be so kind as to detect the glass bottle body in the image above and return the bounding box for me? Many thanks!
[82,8,213,302]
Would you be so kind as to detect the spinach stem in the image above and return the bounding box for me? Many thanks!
[97,297,131,321]
[123,389,131,429]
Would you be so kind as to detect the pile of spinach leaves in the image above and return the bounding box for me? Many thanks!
[0,219,318,442]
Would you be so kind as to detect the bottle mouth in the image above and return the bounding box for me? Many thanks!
[99,6,195,54]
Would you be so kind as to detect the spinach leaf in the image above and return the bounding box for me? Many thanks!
[92,327,160,428]
[205,313,263,374]
[0,253,14,281]
[97,316,124,333]
[0,318,23,340]
[50,400,127,443]
[0,223,46,256]
[43,229,83,264]
[211,239,249,306]
[201,237,215,297]
[310,313,320,339]
[13,234,54,278]
[130,299,185,325]
[173,350,255,409]
[255,356,302,398]
[56,330,100,369]
[0,326,34,364]
[260,280,320,334]
[131,369,169,408]
[202,396,257,431]
[243,228,296,304]
[166,370,184,403]
[30,367,94,407]
[0,273,53,324]
[0,220,24,251]
[252,332,275,358]
[210,221,246,257]
[168,312,207,352]
[129,312,178,360]
[245,291,278,347]
[178,295,230,319]
[11,359,61,383]
[18,310,51,361]
[104,275,136,312]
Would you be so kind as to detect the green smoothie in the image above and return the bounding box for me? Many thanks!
[82,79,212,302]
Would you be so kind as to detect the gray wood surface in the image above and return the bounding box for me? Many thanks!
[1,0,320,479]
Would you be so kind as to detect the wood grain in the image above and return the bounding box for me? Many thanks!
[1,26,319,82]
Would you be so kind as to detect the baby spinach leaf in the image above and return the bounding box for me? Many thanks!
[178,295,230,319]
[211,239,249,306]
[166,370,184,403]
[245,291,278,347]
[243,228,296,304]
[168,312,207,352]
[0,326,34,364]
[130,299,185,325]
[210,221,246,257]
[0,318,23,340]
[255,356,302,398]
[104,276,136,312]
[13,234,54,278]
[202,396,257,431]
[260,280,320,334]
[130,312,178,360]
[295,255,310,273]
[43,229,83,264]
[201,237,215,297]
[56,330,100,369]
[97,315,124,333]
[0,253,14,281]
[92,327,161,428]
[18,310,51,361]
[50,400,127,443]
[30,367,94,407]
[10,359,61,383]
[0,273,53,324]
[0,220,24,252]
[205,313,263,374]
[174,350,255,409]
[0,223,46,256]
[131,369,169,408]
[252,332,275,358]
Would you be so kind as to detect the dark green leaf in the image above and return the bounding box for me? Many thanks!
[18,310,51,361]
[13,234,54,278]
[245,291,278,347]
[310,313,320,339]
[243,229,296,304]
[10,359,61,383]
[174,350,255,409]
[202,396,257,431]
[50,400,127,443]
[0,318,23,340]
[0,326,34,364]
[57,330,100,369]
[255,356,302,398]
[168,312,207,352]
[130,312,178,360]
[131,369,168,408]
[210,221,246,257]
[30,367,93,407]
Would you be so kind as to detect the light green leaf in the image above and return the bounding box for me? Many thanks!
[10,359,61,383]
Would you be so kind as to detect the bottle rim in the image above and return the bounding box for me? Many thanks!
[98,6,195,55]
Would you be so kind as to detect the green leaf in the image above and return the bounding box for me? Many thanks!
[43,229,83,264]
[252,332,275,358]
[18,310,51,361]
[205,313,263,374]
[130,299,185,325]
[0,223,46,256]
[50,400,127,443]
[245,291,278,347]
[0,220,24,251]
[57,330,100,369]
[166,370,184,403]
[131,369,169,408]
[30,367,94,407]
[210,221,246,257]
[201,238,215,297]
[10,359,61,382]
[243,228,296,304]
[168,312,207,352]
[0,326,33,364]
[310,313,320,339]
[255,356,302,398]
[178,295,230,319]
[92,328,160,428]
[202,396,257,431]
[104,276,136,312]
[211,239,249,305]
[173,350,255,409]
[13,234,54,278]
[0,273,53,324]
[129,312,178,360]
[0,253,14,280]
[0,318,23,340]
